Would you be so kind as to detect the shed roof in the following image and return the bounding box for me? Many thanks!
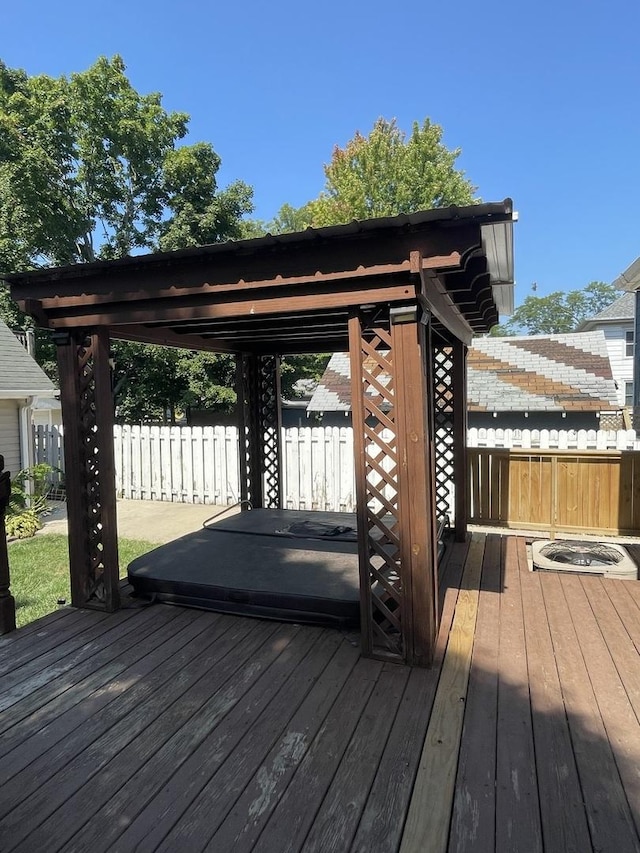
[0,320,56,397]
[307,331,619,414]
[4,201,515,353]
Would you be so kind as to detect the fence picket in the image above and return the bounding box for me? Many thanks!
[34,424,640,516]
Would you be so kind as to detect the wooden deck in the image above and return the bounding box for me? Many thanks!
[1,533,640,852]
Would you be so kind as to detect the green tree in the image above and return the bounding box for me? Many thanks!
[305,117,477,227]
[244,117,477,239]
[0,56,253,421]
[0,56,252,270]
[496,281,618,336]
[241,117,476,391]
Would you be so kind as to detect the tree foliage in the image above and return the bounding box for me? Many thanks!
[492,281,618,336]
[0,56,254,422]
[240,117,475,392]
[308,117,477,226]
[112,343,236,424]
[244,117,477,238]
[0,56,252,270]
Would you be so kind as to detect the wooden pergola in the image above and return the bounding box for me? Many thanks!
[6,200,514,666]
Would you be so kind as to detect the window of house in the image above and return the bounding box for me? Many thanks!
[625,381,634,406]
[626,330,634,357]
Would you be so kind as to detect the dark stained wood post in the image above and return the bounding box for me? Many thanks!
[392,306,438,666]
[237,354,263,508]
[0,456,16,634]
[237,353,283,509]
[56,327,120,611]
[349,306,438,666]
[453,337,469,541]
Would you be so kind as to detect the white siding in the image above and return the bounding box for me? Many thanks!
[601,323,634,404]
[0,400,21,475]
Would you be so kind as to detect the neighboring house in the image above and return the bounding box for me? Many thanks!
[0,320,56,475]
[307,330,621,430]
[578,291,635,407]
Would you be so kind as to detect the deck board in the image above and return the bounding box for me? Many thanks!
[122,628,350,853]
[517,539,592,853]
[1,533,640,852]
[541,572,640,852]
[559,573,640,842]
[448,533,501,853]
[495,536,543,853]
[400,533,484,853]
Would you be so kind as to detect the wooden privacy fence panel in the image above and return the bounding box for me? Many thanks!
[468,448,640,534]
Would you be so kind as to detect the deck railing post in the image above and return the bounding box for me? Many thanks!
[0,455,16,634]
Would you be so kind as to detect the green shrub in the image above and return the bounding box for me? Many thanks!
[6,464,53,538]
[6,509,42,539]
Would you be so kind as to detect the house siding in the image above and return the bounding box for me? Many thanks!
[600,323,634,404]
[0,399,22,475]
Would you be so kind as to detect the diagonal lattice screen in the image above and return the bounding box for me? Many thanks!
[433,344,455,524]
[75,333,111,605]
[356,326,404,660]
[239,354,282,509]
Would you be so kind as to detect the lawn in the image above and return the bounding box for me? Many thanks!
[8,534,156,628]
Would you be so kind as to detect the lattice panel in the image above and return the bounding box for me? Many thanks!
[258,355,282,509]
[358,327,403,659]
[239,354,282,509]
[433,344,455,524]
[75,333,110,605]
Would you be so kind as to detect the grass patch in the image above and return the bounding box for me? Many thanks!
[8,534,156,628]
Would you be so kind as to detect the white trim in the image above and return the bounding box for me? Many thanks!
[0,389,56,399]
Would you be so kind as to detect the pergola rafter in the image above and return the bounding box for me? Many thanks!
[6,200,514,665]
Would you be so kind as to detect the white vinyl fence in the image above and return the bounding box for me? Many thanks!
[34,424,359,511]
[467,427,640,450]
[34,424,640,513]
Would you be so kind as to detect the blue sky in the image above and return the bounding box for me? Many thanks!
[3,0,640,309]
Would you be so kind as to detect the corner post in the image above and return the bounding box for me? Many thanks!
[392,305,438,666]
[237,354,283,509]
[56,328,120,610]
[0,456,16,634]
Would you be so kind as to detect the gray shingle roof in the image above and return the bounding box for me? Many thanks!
[0,321,56,395]
[307,330,620,414]
[581,291,635,324]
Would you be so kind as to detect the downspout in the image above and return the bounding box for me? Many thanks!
[19,396,36,473]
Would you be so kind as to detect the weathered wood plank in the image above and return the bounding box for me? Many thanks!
[63,624,313,853]
[0,613,253,848]
[495,536,543,853]
[299,663,410,852]
[560,573,640,842]
[113,629,354,853]
[0,608,198,776]
[540,571,640,852]
[0,610,221,819]
[517,541,592,853]
[0,608,139,711]
[247,657,383,853]
[449,532,502,853]
[0,608,110,677]
[400,532,485,853]
[580,576,640,721]
[601,577,640,655]
[351,540,469,853]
